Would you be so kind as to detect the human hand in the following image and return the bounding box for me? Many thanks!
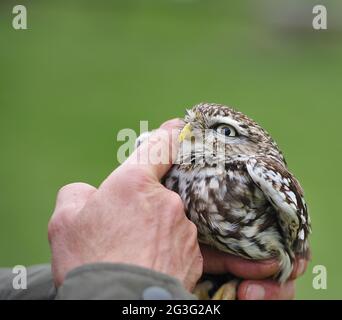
[200,244,308,300]
[48,119,203,291]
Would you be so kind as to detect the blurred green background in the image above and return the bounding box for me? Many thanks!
[0,0,341,299]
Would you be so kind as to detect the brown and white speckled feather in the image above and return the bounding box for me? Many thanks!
[138,102,311,283]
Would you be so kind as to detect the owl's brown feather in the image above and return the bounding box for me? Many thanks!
[136,102,311,284]
[163,103,311,283]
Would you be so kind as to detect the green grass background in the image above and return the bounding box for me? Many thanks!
[0,0,341,299]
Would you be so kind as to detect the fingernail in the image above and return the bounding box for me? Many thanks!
[245,284,266,300]
[297,259,306,275]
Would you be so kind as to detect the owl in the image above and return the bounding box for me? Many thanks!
[138,102,311,299]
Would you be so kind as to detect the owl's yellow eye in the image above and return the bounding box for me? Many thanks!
[215,124,237,137]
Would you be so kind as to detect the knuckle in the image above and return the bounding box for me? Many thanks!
[167,191,184,212]
[133,172,155,190]
[118,168,154,193]
[188,221,198,234]
[186,221,199,241]
[57,183,82,198]
[47,217,61,242]
[48,207,73,240]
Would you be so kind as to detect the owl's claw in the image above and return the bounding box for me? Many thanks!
[194,278,240,300]
[212,279,239,300]
[193,281,213,300]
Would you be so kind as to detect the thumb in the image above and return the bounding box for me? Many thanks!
[108,118,184,183]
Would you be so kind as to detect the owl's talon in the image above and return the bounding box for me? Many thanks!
[212,279,239,300]
[193,280,213,300]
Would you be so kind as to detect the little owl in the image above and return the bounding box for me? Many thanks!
[138,102,311,299]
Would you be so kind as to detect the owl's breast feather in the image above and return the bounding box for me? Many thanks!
[164,163,280,256]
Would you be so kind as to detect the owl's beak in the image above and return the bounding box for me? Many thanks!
[178,123,193,142]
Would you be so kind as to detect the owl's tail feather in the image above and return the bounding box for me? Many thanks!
[277,250,293,283]
[294,239,311,261]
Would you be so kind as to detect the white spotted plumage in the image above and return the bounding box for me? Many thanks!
[137,102,312,284]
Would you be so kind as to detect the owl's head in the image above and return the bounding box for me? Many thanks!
[178,103,285,166]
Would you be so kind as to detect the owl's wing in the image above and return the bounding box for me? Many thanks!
[246,156,311,257]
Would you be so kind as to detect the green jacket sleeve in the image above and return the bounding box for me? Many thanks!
[0,263,196,300]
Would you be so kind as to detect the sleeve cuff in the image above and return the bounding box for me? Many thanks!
[56,263,197,300]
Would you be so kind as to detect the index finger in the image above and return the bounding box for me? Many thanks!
[201,244,309,281]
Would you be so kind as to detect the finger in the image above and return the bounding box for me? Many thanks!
[119,118,184,181]
[290,257,308,279]
[238,279,295,300]
[200,244,279,279]
[54,182,97,215]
